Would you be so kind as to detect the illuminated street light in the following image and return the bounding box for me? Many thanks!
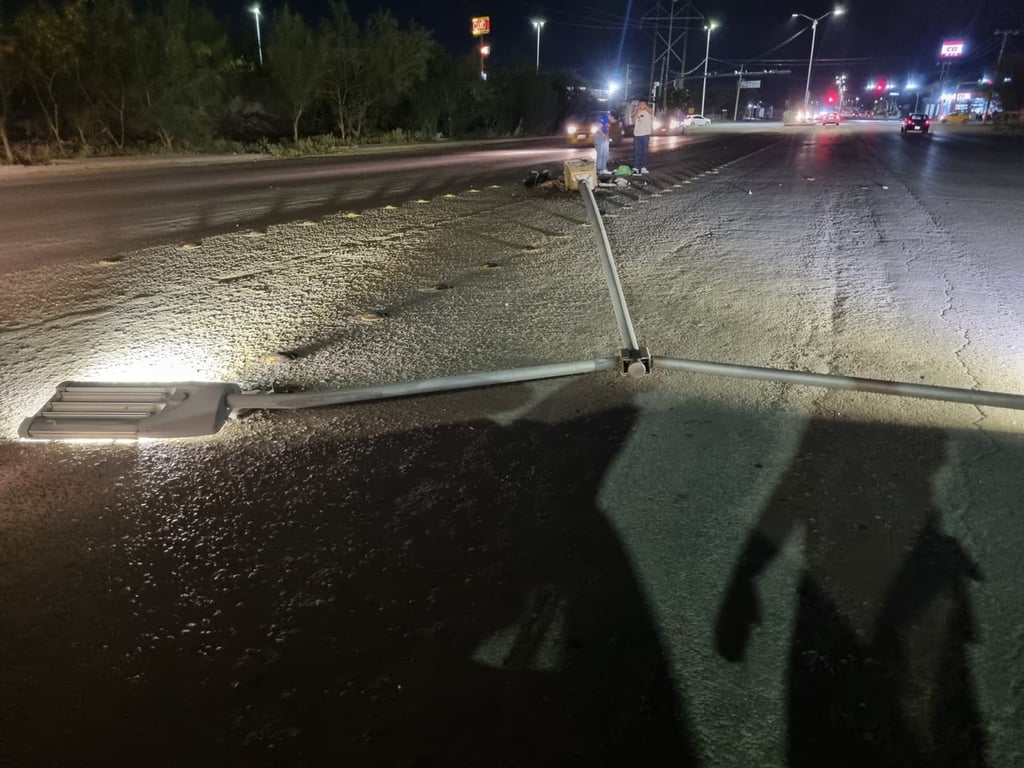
[250,5,263,67]
[906,81,921,111]
[701,21,719,117]
[531,20,545,73]
[792,7,845,114]
[480,43,491,81]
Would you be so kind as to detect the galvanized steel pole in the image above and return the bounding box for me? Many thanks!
[578,180,641,352]
[654,356,1024,411]
[229,358,618,410]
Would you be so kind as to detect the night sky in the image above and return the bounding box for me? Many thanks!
[4,0,1020,88]
[323,0,1023,89]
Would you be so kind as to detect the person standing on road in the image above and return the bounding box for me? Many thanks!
[594,111,614,175]
[631,100,653,174]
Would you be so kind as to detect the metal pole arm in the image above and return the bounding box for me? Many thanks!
[578,180,641,354]
[654,356,1024,411]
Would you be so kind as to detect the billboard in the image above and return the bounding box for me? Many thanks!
[472,16,490,36]
[939,40,965,57]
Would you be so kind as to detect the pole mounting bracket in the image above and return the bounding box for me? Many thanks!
[621,346,652,377]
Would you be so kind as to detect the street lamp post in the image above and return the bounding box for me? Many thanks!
[906,82,921,112]
[701,21,719,117]
[986,29,1020,118]
[532,20,545,73]
[792,7,844,115]
[250,5,263,67]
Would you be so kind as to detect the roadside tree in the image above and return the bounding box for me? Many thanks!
[134,0,231,150]
[267,6,326,142]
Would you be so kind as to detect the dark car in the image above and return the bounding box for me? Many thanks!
[901,113,930,136]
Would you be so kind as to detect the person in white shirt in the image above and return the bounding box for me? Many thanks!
[594,111,614,174]
[631,100,653,174]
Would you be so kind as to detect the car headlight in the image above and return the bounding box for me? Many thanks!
[590,124,599,133]
[567,124,577,134]
[653,119,662,130]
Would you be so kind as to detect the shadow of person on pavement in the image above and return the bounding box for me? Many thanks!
[2,385,700,768]
[296,401,698,767]
[714,418,986,768]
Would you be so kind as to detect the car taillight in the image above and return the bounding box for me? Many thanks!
[925,119,930,125]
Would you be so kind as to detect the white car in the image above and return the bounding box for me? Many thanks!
[684,114,711,127]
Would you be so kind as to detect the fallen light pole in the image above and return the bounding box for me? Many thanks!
[652,357,1024,410]
[19,179,1024,441]
[20,360,618,440]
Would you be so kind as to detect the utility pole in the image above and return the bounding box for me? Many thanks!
[994,29,1020,67]
[986,29,1020,117]
[937,59,951,117]
[733,65,744,122]
[642,0,705,112]
[661,1,676,109]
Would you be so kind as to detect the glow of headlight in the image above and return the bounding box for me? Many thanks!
[78,340,225,383]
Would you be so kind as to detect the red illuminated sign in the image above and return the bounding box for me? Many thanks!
[940,40,965,58]
[472,16,490,36]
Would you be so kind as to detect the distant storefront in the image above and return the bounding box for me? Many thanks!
[935,81,1002,118]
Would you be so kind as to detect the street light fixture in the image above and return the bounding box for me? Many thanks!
[906,82,922,112]
[250,4,263,67]
[835,72,847,109]
[479,44,491,81]
[531,20,545,73]
[792,6,844,115]
[701,21,719,117]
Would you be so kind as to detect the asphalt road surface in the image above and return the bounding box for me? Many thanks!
[0,132,709,271]
[2,120,1023,767]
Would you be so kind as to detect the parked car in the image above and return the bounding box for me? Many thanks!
[821,112,841,126]
[900,113,930,136]
[940,111,972,123]
[684,114,712,127]
[564,113,623,146]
